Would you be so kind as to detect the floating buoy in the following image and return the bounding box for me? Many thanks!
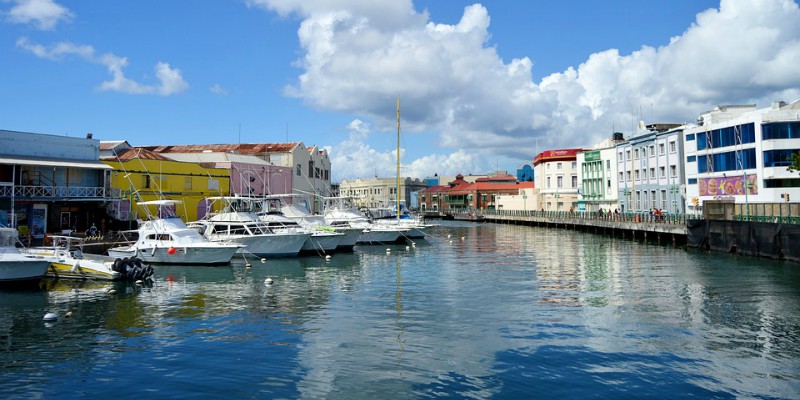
[107,289,116,295]
[264,277,274,285]
[405,246,410,250]
[447,234,451,238]
[167,247,176,255]
[411,242,416,247]
[386,248,391,252]
[449,240,453,244]
[65,311,73,318]
[245,263,252,268]
[325,255,331,260]
[461,237,465,240]
[43,312,58,321]
[261,258,267,263]
[135,280,143,285]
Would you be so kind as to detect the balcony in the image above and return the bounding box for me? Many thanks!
[0,184,121,200]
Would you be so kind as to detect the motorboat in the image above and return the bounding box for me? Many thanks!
[254,196,343,254]
[189,196,311,257]
[0,227,50,283]
[322,196,410,244]
[280,200,363,250]
[107,200,242,265]
[24,235,153,281]
[370,204,436,239]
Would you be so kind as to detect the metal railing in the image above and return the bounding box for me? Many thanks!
[484,209,688,225]
[0,185,121,199]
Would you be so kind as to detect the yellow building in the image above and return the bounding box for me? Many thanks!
[100,142,230,222]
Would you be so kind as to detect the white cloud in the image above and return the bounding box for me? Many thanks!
[255,0,800,168]
[5,0,73,30]
[325,119,485,182]
[16,37,189,96]
[210,83,228,96]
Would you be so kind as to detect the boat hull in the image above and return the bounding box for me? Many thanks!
[333,227,363,249]
[357,229,405,244]
[47,260,119,280]
[0,258,50,283]
[108,245,239,265]
[220,233,310,257]
[301,232,343,253]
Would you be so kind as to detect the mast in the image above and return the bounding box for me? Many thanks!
[396,97,401,222]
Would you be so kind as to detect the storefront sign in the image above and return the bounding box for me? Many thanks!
[699,175,757,196]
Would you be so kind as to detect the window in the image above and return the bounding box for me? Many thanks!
[669,141,676,153]
[635,170,640,180]
[661,190,667,207]
[670,165,677,177]
[571,161,576,169]
[606,160,611,170]
[557,176,563,188]
[634,149,639,159]
[650,168,655,180]
[763,122,800,140]
[688,178,697,184]
[547,176,551,188]
[626,171,631,181]
[687,155,696,163]
[626,150,631,160]
[686,133,695,141]
[763,149,799,167]
[659,143,665,154]
[571,175,577,188]
[660,166,666,178]
[697,123,756,150]
[642,169,647,180]
[296,164,302,176]
[697,149,757,173]
[619,172,624,182]
[618,151,623,162]
[649,145,655,157]
[557,162,562,170]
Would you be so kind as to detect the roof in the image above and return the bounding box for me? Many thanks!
[101,147,173,162]
[99,140,127,151]
[143,143,300,154]
[0,155,111,169]
[533,148,583,166]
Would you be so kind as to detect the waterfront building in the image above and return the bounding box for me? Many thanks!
[418,172,534,213]
[145,142,331,212]
[683,100,800,211]
[616,124,687,214]
[495,187,539,211]
[577,136,624,212]
[533,149,582,211]
[338,177,426,211]
[0,130,116,238]
[100,142,230,223]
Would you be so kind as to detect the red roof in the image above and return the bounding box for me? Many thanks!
[102,147,173,162]
[533,148,583,166]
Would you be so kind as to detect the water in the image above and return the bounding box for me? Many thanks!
[2,221,799,399]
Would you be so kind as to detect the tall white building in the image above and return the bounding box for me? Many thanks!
[577,136,624,212]
[683,100,800,211]
[533,149,582,211]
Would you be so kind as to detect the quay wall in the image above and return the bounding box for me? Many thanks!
[478,211,800,263]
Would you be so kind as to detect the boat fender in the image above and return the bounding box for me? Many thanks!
[71,261,80,273]
[133,257,143,269]
[113,258,124,273]
[151,246,157,257]
[144,265,155,279]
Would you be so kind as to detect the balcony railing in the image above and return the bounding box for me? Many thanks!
[0,185,121,200]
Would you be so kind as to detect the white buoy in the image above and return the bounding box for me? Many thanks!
[245,263,252,268]
[261,258,267,263]
[106,288,116,295]
[264,277,274,285]
[65,311,73,318]
[43,312,58,321]
[406,246,410,250]
[461,236,465,240]
[411,242,416,247]
[135,280,143,285]
[449,240,453,244]
[386,248,391,252]
[447,234,452,238]
[325,255,332,260]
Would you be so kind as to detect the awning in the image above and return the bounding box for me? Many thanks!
[0,155,112,169]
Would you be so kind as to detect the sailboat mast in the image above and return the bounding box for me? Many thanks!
[396,97,401,222]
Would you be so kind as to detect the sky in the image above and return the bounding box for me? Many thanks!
[2,0,799,183]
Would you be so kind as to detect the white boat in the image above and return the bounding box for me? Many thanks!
[0,227,50,283]
[107,200,242,265]
[255,195,344,253]
[280,201,363,250]
[189,196,311,257]
[322,196,409,244]
[25,236,153,281]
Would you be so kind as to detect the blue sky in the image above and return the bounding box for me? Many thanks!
[2,0,799,182]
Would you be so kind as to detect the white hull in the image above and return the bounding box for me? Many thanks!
[0,257,50,282]
[301,232,343,252]
[218,232,310,257]
[357,228,405,244]
[333,227,363,249]
[108,244,239,265]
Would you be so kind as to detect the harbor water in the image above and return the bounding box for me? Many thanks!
[1,221,799,399]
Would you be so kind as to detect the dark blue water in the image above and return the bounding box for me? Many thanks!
[2,221,799,399]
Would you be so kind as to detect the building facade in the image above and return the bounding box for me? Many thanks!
[616,124,686,214]
[684,100,800,212]
[338,177,426,210]
[0,130,117,238]
[533,149,582,211]
[577,138,622,212]
[418,172,534,212]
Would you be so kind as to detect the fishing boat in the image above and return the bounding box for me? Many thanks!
[25,236,153,281]
[0,227,50,283]
[107,200,242,265]
[189,196,311,257]
[323,196,409,244]
[253,196,344,254]
[279,198,364,250]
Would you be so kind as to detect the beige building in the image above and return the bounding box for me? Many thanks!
[495,187,540,211]
[339,177,426,210]
[533,149,582,211]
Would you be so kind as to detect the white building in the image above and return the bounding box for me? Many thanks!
[684,100,800,210]
[338,177,426,210]
[533,149,582,211]
[495,187,539,211]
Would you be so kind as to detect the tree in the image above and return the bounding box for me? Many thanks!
[789,151,800,174]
